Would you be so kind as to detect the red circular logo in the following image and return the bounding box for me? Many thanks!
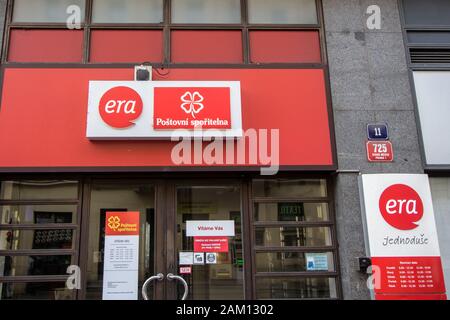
[99,86,143,128]
[379,184,424,230]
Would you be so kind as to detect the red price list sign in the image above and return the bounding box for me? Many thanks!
[372,257,446,295]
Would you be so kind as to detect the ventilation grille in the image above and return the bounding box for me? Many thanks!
[410,48,450,64]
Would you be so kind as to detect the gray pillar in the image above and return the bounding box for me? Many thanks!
[322,0,423,299]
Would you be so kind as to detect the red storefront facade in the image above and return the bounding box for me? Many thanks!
[0,0,342,300]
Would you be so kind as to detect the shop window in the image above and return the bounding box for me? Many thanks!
[89,30,163,63]
[0,205,78,225]
[429,178,450,298]
[171,30,243,63]
[8,29,84,63]
[255,227,332,247]
[0,180,80,301]
[92,0,163,24]
[413,71,450,163]
[253,179,327,198]
[0,180,79,201]
[5,0,324,66]
[256,252,335,273]
[12,0,86,23]
[250,30,321,64]
[1,229,74,250]
[1,256,72,277]
[402,0,450,27]
[254,203,330,222]
[401,0,450,65]
[0,282,74,300]
[248,0,318,25]
[407,32,450,45]
[255,277,337,299]
[171,0,241,24]
[251,178,339,300]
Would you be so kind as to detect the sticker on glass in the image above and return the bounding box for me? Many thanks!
[206,253,218,265]
[179,252,194,265]
[193,252,205,265]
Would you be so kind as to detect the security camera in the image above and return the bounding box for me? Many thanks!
[358,257,372,273]
[135,65,152,81]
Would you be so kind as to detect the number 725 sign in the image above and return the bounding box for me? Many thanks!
[367,141,394,162]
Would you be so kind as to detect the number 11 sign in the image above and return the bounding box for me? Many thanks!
[367,124,389,140]
[367,141,394,162]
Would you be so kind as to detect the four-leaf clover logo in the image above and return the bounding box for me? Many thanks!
[108,216,121,231]
[180,91,204,119]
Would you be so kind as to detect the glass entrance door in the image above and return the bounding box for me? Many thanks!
[85,180,245,300]
[171,185,244,300]
[85,180,162,300]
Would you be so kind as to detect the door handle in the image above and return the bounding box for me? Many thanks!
[167,273,189,300]
[142,273,164,300]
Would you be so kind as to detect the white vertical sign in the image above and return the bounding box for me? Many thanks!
[102,212,140,300]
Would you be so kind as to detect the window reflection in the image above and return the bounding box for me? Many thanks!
[1,256,72,277]
[0,180,79,201]
[0,229,74,251]
[0,180,79,301]
[248,0,318,25]
[256,252,334,273]
[172,0,241,24]
[252,179,327,198]
[0,282,74,300]
[254,203,329,222]
[13,0,86,23]
[256,277,337,299]
[0,205,77,225]
[92,0,163,23]
[255,227,332,247]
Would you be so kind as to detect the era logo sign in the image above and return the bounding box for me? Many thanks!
[379,184,424,230]
[99,86,143,128]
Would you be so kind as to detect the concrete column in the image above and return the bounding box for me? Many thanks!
[322,0,423,299]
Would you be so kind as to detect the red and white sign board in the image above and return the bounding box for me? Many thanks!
[367,141,394,162]
[102,212,140,300]
[359,174,447,300]
[154,87,231,130]
[194,236,229,253]
[87,81,242,140]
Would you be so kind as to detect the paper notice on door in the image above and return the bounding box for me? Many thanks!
[102,212,140,300]
[179,252,194,265]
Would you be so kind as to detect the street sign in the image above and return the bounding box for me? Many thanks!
[367,124,389,140]
[367,141,394,162]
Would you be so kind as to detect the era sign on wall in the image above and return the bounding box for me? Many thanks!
[87,81,242,140]
[359,174,447,300]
